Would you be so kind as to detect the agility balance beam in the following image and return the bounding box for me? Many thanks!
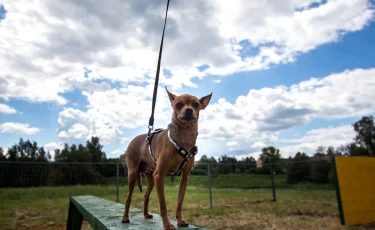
[67,195,207,230]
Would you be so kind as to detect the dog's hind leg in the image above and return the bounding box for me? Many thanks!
[143,172,154,219]
[122,169,137,223]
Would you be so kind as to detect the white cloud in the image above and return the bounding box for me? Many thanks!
[0,103,17,114]
[278,124,356,157]
[121,137,130,144]
[1,0,374,158]
[0,122,40,135]
[0,146,8,155]
[43,142,63,160]
[0,0,373,104]
[232,151,262,162]
[57,85,171,144]
[108,149,123,158]
[111,149,122,155]
[228,124,356,160]
[251,141,267,149]
[64,75,111,93]
[58,123,89,140]
[197,68,375,156]
[52,67,375,157]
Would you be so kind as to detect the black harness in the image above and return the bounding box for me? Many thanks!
[145,128,198,181]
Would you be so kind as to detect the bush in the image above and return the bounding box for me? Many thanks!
[254,166,270,174]
[287,161,310,184]
[191,168,207,175]
[309,160,332,183]
[328,169,336,187]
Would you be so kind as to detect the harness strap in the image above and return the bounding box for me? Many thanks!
[167,130,198,161]
[145,128,198,182]
[146,128,163,164]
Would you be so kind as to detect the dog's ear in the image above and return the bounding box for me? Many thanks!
[199,93,212,110]
[165,86,177,104]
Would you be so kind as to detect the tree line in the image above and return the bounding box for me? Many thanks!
[0,115,373,187]
[0,137,124,187]
[192,116,374,186]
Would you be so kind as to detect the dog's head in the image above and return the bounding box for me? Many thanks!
[166,87,212,126]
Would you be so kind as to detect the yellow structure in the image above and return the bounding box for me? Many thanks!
[333,156,375,225]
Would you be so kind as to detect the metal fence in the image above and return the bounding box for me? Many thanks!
[0,159,335,207]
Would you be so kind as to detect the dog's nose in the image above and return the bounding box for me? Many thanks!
[185,108,193,115]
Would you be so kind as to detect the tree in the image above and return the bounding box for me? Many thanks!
[86,137,106,162]
[119,153,126,163]
[36,147,51,161]
[353,116,375,155]
[5,138,49,162]
[0,147,6,161]
[217,155,237,174]
[326,146,335,155]
[337,142,367,156]
[259,146,282,173]
[7,145,17,161]
[310,160,331,183]
[238,156,256,173]
[192,155,213,175]
[287,152,310,184]
[314,145,326,156]
[260,146,281,164]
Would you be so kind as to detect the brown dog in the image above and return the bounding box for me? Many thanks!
[121,87,212,230]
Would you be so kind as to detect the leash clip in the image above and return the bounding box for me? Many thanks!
[147,125,154,136]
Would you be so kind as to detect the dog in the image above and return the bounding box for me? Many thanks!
[121,86,212,230]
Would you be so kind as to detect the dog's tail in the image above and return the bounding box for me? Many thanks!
[136,173,142,192]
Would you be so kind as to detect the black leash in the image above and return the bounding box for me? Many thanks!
[148,0,171,136]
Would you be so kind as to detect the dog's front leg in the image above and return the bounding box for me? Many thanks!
[176,159,194,227]
[154,161,175,230]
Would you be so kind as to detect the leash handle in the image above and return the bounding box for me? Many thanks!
[148,0,170,134]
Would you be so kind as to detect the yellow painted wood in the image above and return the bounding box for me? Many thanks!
[335,156,375,225]
[345,212,375,226]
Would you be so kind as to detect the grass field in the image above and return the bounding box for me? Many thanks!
[101,174,334,190]
[1,181,375,230]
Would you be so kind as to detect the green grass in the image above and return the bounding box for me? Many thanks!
[1,183,374,230]
[100,174,335,190]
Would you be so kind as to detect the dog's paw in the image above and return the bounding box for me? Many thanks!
[121,217,130,223]
[144,213,153,219]
[177,219,189,227]
[164,223,176,230]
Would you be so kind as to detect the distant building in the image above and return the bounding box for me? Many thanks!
[256,159,263,168]
[309,154,334,162]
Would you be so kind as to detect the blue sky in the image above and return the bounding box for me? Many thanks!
[1,0,375,160]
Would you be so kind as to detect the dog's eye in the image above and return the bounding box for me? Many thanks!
[175,103,183,109]
[193,102,200,109]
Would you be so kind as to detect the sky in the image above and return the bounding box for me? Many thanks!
[1,0,375,161]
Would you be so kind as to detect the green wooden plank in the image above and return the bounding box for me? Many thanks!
[70,195,208,230]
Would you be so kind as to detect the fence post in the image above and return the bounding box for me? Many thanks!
[116,162,119,203]
[269,164,276,202]
[208,164,213,209]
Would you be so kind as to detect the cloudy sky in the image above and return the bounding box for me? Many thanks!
[1,0,375,160]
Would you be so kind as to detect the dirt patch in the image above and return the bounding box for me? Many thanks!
[15,211,42,221]
[232,199,274,204]
[289,209,338,218]
[300,200,336,207]
[4,224,65,230]
[4,221,91,230]
[215,199,274,208]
